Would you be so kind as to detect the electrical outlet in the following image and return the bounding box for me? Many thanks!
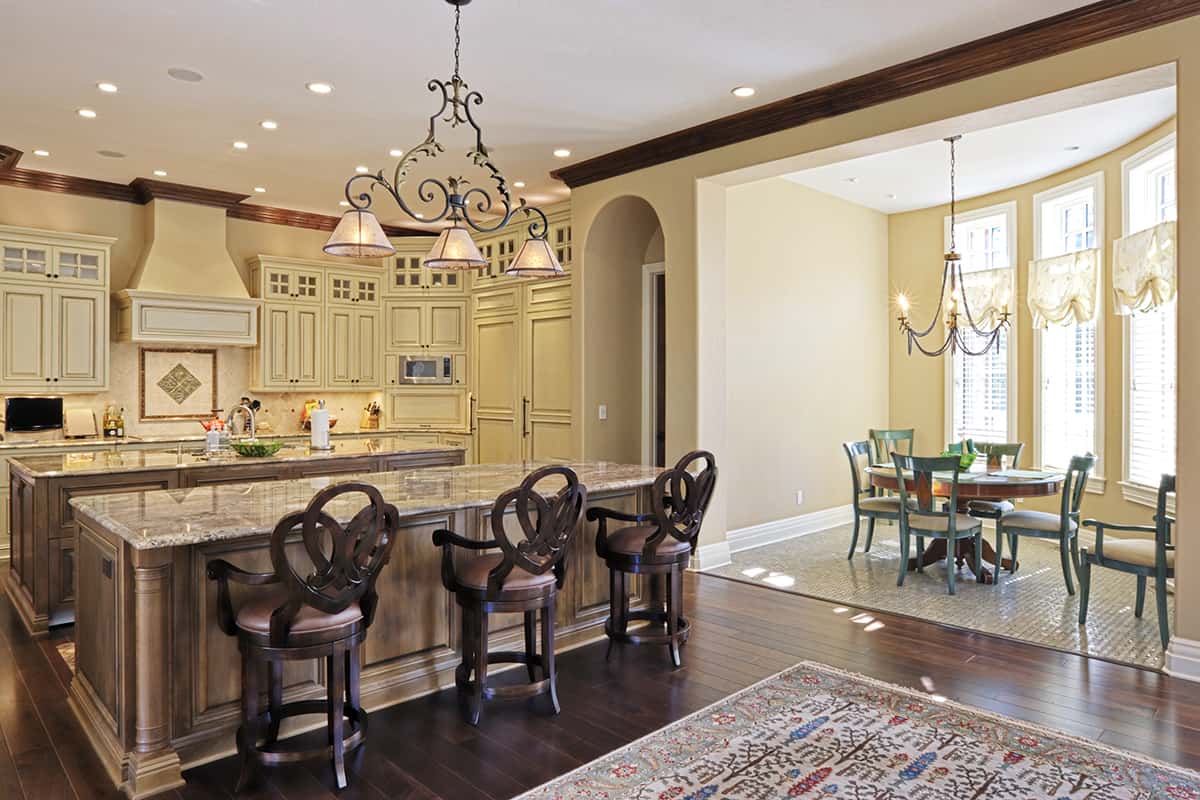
[598,404,608,421]
[796,490,804,506]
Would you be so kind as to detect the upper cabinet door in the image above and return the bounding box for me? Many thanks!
[386,302,424,350]
[260,304,293,388]
[390,254,425,293]
[53,288,105,387]
[328,273,381,306]
[326,307,355,385]
[292,306,322,387]
[260,265,323,303]
[355,309,381,386]
[426,267,464,293]
[549,220,573,271]
[426,300,467,352]
[53,247,106,285]
[1,243,50,280]
[1,285,53,386]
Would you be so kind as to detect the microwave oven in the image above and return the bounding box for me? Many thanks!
[398,354,455,384]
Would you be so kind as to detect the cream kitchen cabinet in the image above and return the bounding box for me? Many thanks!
[387,250,466,295]
[250,259,323,304]
[475,229,522,284]
[255,303,322,389]
[385,388,469,430]
[1,283,106,390]
[328,271,381,306]
[386,299,467,353]
[327,307,382,388]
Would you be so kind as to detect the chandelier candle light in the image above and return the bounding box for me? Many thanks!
[323,0,563,278]
[896,135,1010,357]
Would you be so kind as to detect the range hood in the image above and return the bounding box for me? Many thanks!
[116,190,260,347]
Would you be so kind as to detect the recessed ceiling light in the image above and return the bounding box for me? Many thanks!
[233,141,249,150]
[96,150,125,158]
[355,165,369,174]
[731,86,756,98]
[845,177,858,183]
[77,108,97,119]
[388,148,404,157]
[513,181,526,188]
[153,169,167,177]
[886,193,897,199]
[32,149,50,157]
[306,81,334,95]
[1064,145,1081,151]
[339,201,350,207]
[167,67,204,83]
[96,82,119,93]
[259,120,278,130]
[552,148,571,158]
[253,186,267,193]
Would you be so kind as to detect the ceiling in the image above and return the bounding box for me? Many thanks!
[784,87,1176,214]
[1,0,1095,228]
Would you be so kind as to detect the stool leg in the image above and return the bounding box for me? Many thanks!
[346,644,361,712]
[328,649,347,789]
[606,569,621,661]
[469,609,488,726]
[523,610,538,682]
[666,569,682,668]
[235,648,259,793]
[266,660,283,744]
[542,596,560,715]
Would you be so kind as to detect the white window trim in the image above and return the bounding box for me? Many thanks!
[1030,172,1106,493]
[1119,132,1176,507]
[942,201,1019,446]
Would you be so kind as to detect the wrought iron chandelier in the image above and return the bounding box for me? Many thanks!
[895,135,1010,356]
[323,0,562,278]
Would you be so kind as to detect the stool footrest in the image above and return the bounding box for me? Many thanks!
[244,700,366,767]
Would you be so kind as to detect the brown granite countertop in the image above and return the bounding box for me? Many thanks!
[0,429,406,452]
[8,436,461,478]
[70,462,662,549]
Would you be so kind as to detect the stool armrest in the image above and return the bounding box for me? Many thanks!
[205,559,279,636]
[432,530,497,592]
[588,506,653,557]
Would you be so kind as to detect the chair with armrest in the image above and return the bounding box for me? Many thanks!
[1079,473,1175,649]
[892,453,983,595]
[843,440,904,558]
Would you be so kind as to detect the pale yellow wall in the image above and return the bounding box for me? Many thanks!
[888,118,1176,526]
[725,179,889,530]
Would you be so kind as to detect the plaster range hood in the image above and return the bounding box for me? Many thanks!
[116,185,260,347]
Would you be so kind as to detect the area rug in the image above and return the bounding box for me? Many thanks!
[517,662,1200,799]
[55,640,76,673]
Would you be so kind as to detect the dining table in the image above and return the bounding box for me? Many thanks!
[865,465,1065,583]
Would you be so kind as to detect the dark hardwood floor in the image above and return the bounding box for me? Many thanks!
[4,570,1200,799]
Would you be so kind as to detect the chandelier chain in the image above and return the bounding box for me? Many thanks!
[453,3,462,79]
[949,137,957,253]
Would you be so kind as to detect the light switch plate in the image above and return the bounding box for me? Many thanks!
[598,404,608,420]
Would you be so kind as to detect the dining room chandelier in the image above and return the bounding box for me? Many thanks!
[322,0,562,278]
[895,135,1010,356]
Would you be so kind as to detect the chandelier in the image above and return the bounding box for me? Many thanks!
[323,0,562,278]
[895,135,1009,356]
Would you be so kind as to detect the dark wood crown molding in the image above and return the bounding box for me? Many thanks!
[0,146,21,172]
[227,204,428,237]
[130,178,249,208]
[552,0,1200,187]
[0,167,138,203]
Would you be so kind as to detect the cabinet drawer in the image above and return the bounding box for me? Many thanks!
[471,286,521,317]
[386,389,468,430]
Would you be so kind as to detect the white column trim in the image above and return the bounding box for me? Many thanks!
[1164,636,1200,682]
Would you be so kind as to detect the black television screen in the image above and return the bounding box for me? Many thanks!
[5,397,64,432]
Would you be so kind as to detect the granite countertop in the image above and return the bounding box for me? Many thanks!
[8,436,461,478]
[70,462,662,549]
[0,429,401,453]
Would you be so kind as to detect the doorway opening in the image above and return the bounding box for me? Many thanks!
[642,262,666,467]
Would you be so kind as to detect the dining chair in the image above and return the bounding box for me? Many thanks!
[432,465,587,725]
[207,483,400,791]
[996,453,1095,594]
[892,453,983,595]
[842,440,904,558]
[869,428,914,465]
[955,441,1026,522]
[1079,473,1175,649]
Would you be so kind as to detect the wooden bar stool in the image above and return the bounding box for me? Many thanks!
[589,450,717,667]
[207,482,400,791]
[433,465,586,725]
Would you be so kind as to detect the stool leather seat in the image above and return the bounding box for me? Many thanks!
[607,525,692,558]
[236,593,363,636]
[457,554,557,591]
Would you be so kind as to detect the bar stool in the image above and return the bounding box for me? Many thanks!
[207,482,399,791]
[589,450,717,667]
[433,465,586,725]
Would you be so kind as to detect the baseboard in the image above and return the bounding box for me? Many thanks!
[725,504,855,555]
[693,540,732,571]
[1165,636,1200,682]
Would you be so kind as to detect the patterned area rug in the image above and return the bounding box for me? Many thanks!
[56,640,75,672]
[519,662,1200,799]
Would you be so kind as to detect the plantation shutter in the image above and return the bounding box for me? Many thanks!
[1127,301,1176,486]
[952,327,1008,442]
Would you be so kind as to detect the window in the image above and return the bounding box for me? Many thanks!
[1033,173,1103,476]
[1122,134,1176,497]
[944,202,1017,444]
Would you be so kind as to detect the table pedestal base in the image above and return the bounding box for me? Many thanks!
[906,538,1016,585]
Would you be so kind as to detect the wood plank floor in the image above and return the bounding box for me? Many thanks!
[4,571,1200,799]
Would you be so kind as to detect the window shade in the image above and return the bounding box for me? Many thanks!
[1128,301,1176,487]
[1113,220,1176,315]
[1027,249,1099,329]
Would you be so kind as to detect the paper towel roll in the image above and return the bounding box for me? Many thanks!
[310,408,331,450]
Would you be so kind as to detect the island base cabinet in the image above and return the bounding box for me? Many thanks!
[69,487,651,795]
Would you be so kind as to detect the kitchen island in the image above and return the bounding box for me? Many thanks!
[6,436,464,634]
[67,461,657,798]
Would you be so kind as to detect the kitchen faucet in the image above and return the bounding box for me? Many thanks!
[225,404,257,440]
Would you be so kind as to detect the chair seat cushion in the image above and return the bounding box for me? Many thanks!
[968,499,1014,517]
[236,592,362,635]
[607,525,691,557]
[457,553,556,591]
[1001,510,1076,533]
[859,496,904,513]
[907,512,980,533]
[1101,538,1174,569]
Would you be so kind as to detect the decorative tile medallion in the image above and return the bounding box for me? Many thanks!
[519,662,1200,799]
[155,363,202,405]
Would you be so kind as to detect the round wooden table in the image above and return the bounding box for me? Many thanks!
[864,466,1064,583]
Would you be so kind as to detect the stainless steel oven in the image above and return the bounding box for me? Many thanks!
[398,354,455,384]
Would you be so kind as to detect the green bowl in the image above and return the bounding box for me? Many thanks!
[941,451,977,470]
[230,440,285,458]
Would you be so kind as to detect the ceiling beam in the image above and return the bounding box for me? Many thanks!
[551,0,1200,188]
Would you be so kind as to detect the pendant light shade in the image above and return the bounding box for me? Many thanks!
[424,224,487,270]
[506,236,564,278]
[323,210,396,258]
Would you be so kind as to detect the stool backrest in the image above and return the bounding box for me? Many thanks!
[647,450,719,554]
[268,482,399,644]
[488,466,587,593]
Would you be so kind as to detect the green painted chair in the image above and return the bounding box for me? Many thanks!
[892,453,983,596]
[869,428,914,464]
[1079,473,1175,649]
[946,442,1026,560]
[842,441,905,559]
[996,453,1095,594]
